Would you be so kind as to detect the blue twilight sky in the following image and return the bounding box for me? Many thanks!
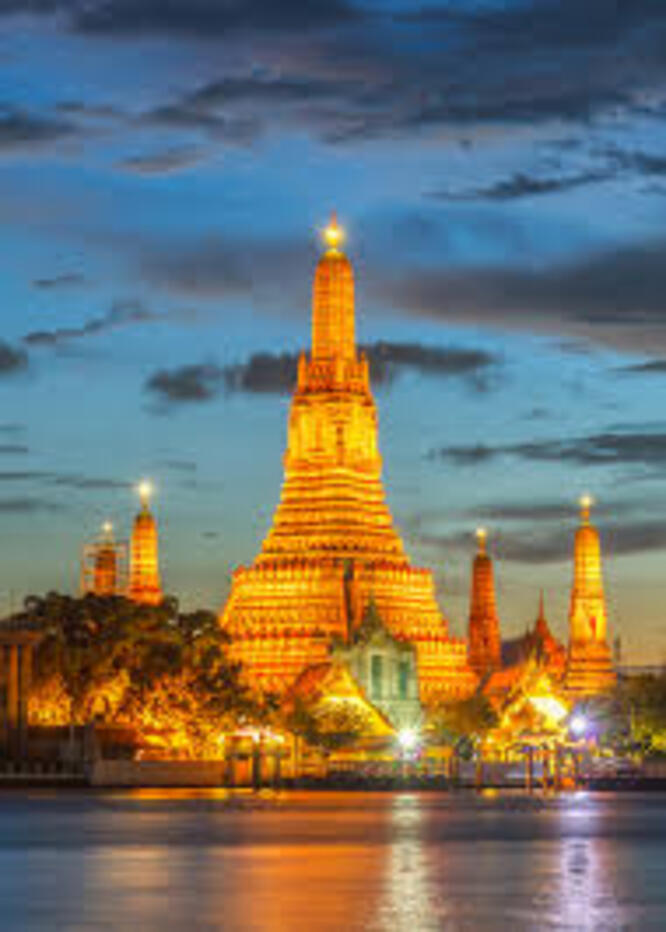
[1,1,666,662]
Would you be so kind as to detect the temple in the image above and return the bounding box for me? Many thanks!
[565,496,616,696]
[467,529,501,678]
[129,482,162,606]
[220,216,475,702]
[81,522,128,598]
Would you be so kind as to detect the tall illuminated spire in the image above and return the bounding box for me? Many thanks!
[467,528,501,676]
[220,216,476,702]
[129,480,162,606]
[566,495,615,696]
[311,212,356,364]
[570,495,605,643]
[93,522,117,597]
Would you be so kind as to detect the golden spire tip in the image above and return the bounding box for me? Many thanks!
[138,480,153,508]
[322,211,344,251]
[579,493,593,523]
[475,527,487,553]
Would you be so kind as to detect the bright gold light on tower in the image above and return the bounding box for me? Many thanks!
[579,493,594,523]
[322,212,344,251]
[101,521,113,537]
[475,526,487,553]
[138,480,153,508]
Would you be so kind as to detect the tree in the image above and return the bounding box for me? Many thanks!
[16,592,256,757]
[429,693,498,756]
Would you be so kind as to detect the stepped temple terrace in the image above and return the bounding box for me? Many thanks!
[219,216,474,702]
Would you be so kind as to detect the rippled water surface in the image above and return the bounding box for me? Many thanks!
[0,789,664,930]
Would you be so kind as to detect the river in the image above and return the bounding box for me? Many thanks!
[0,789,663,930]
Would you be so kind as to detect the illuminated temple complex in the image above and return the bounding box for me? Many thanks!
[220,216,475,702]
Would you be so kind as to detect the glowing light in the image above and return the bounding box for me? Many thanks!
[529,695,568,724]
[579,493,594,523]
[570,714,588,737]
[397,727,419,753]
[322,212,344,250]
[102,521,113,535]
[138,479,153,507]
[475,526,487,553]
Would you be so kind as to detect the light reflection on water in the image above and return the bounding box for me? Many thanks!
[0,790,662,930]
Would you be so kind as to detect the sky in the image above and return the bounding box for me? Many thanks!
[1,0,666,663]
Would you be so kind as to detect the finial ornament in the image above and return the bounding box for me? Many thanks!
[322,212,344,251]
[475,526,487,554]
[138,479,153,509]
[101,521,113,537]
[579,493,593,524]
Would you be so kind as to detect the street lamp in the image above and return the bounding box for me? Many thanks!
[397,727,419,755]
[570,714,588,738]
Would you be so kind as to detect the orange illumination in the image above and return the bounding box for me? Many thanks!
[129,483,162,605]
[567,494,615,697]
[322,212,344,251]
[219,221,477,704]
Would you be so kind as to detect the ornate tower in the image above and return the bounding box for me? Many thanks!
[531,592,566,678]
[80,521,128,597]
[129,481,162,606]
[467,529,501,677]
[566,496,615,696]
[220,216,475,701]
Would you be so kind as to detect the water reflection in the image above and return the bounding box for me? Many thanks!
[554,796,629,930]
[375,794,442,932]
[0,791,662,930]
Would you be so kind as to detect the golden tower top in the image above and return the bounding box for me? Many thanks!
[468,527,501,675]
[579,493,593,526]
[475,527,487,556]
[570,493,607,643]
[311,212,355,364]
[130,480,162,605]
[138,479,153,512]
[322,212,345,253]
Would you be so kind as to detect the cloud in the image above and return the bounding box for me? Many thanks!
[145,341,501,406]
[432,169,614,202]
[0,444,28,455]
[430,431,666,469]
[71,0,358,36]
[469,502,580,523]
[23,299,192,347]
[139,233,304,299]
[6,1,666,146]
[32,272,85,289]
[50,474,131,490]
[619,360,666,375]
[0,341,28,375]
[0,107,75,151]
[161,458,197,473]
[384,237,666,352]
[0,471,46,481]
[116,146,206,176]
[145,363,225,403]
[0,496,66,514]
